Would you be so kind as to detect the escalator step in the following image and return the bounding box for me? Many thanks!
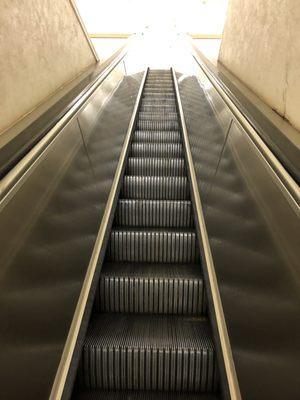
[126,158,185,176]
[131,143,183,158]
[79,314,218,392]
[96,262,205,315]
[115,199,193,227]
[138,112,178,120]
[143,89,174,95]
[140,105,177,113]
[143,93,175,99]
[133,130,181,143]
[74,389,219,399]
[107,228,199,263]
[145,81,173,85]
[137,120,179,131]
[141,99,176,106]
[145,84,173,89]
[121,176,190,200]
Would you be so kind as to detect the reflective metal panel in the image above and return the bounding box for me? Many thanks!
[178,69,300,399]
[178,74,230,205]
[208,119,300,399]
[0,68,143,399]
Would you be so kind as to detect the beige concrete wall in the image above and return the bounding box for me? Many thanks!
[219,0,300,131]
[0,0,96,134]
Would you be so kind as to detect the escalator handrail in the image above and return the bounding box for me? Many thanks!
[0,38,132,204]
[188,36,300,208]
[49,68,149,400]
[172,67,241,400]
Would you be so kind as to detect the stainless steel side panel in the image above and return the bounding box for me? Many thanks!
[178,73,300,400]
[0,66,143,399]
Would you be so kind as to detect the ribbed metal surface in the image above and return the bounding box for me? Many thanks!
[126,158,185,176]
[137,120,179,131]
[107,229,199,263]
[131,143,183,158]
[79,314,218,392]
[139,112,178,120]
[142,94,175,100]
[74,69,219,400]
[96,262,205,315]
[74,389,219,399]
[141,99,176,106]
[145,84,174,89]
[143,87,174,91]
[133,131,181,143]
[140,105,177,113]
[115,199,193,227]
[122,176,190,200]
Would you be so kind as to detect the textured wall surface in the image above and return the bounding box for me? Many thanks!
[0,0,96,134]
[219,0,300,131]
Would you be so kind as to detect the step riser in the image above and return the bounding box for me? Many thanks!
[133,131,181,143]
[115,200,193,227]
[74,390,220,399]
[140,107,177,113]
[131,144,183,158]
[97,276,206,315]
[122,177,190,200]
[80,347,218,392]
[141,99,176,105]
[143,90,175,95]
[138,113,178,120]
[137,121,179,131]
[107,231,199,263]
[143,94,175,98]
[126,158,186,177]
[145,85,174,89]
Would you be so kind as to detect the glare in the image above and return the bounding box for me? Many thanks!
[75,0,228,71]
[76,0,227,35]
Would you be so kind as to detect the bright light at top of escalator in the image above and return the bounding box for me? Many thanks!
[75,0,227,36]
[75,0,228,70]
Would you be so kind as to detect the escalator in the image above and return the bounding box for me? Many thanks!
[72,69,220,399]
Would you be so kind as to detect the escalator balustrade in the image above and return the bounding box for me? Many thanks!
[73,69,220,399]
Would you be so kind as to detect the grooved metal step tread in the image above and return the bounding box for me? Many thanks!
[101,262,202,278]
[107,228,199,263]
[126,157,185,176]
[145,84,174,89]
[133,131,181,143]
[140,106,177,113]
[137,120,179,131]
[79,314,218,392]
[130,143,183,158]
[115,199,193,227]
[96,262,205,315]
[143,87,175,97]
[141,100,176,106]
[138,112,178,120]
[74,389,219,399]
[121,176,190,200]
